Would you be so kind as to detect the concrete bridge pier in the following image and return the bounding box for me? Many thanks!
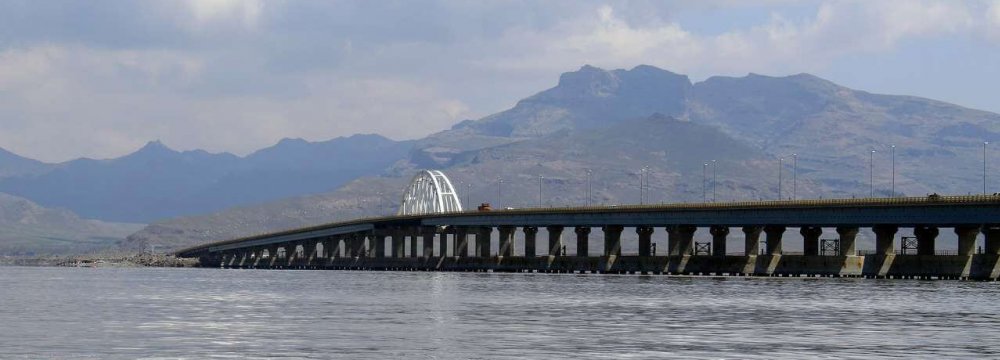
[603,225,623,257]
[637,226,654,256]
[764,225,785,255]
[985,226,1000,254]
[438,231,449,257]
[837,226,859,256]
[523,226,538,258]
[408,229,419,258]
[915,226,939,255]
[498,226,516,257]
[422,227,436,257]
[575,227,590,257]
[800,226,822,256]
[455,227,469,257]
[667,225,696,256]
[873,225,898,255]
[710,226,729,256]
[475,227,490,257]
[373,234,386,258]
[955,226,980,256]
[392,232,405,258]
[547,226,564,256]
[743,226,763,256]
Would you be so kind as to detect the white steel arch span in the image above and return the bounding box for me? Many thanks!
[397,170,463,215]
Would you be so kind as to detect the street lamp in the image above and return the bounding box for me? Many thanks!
[712,160,717,202]
[792,154,797,200]
[985,141,990,195]
[870,149,876,197]
[586,169,593,206]
[466,183,472,209]
[497,177,503,209]
[778,157,783,200]
[890,145,895,197]
[538,174,543,207]
[639,167,648,205]
[703,163,708,203]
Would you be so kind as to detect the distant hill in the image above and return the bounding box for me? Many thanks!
[0,192,142,255]
[0,134,413,223]
[0,147,51,179]
[1,64,996,253]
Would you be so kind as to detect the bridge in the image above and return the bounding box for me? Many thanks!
[175,170,1000,280]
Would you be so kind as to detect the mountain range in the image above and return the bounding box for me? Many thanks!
[2,64,1000,254]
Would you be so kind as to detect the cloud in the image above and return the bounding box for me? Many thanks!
[0,1,998,162]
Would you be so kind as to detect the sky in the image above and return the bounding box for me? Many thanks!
[1,0,999,162]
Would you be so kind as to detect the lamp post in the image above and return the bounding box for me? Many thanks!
[497,177,503,209]
[792,154,797,200]
[538,175,543,207]
[639,167,648,205]
[870,149,876,197]
[703,163,708,203]
[891,145,895,197]
[778,157,783,200]
[586,169,593,206]
[985,141,990,195]
[466,183,472,209]
[712,160,717,202]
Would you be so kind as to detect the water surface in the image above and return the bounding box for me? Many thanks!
[1,267,998,359]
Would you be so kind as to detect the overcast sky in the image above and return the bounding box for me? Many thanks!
[1,0,999,162]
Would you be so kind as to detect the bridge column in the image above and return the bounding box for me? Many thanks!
[637,226,654,256]
[357,234,370,258]
[345,236,357,258]
[523,227,538,258]
[304,240,319,263]
[955,226,980,256]
[800,226,822,256]
[836,226,859,256]
[268,245,280,267]
[667,225,697,256]
[763,225,786,255]
[603,225,624,257]
[372,234,386,258]
[914,226,939,255]
[391,231,405,258]
[422,227,436,257]
[743,226,763,255]
[873,225,899,255]
[409,229,419,258]
[575,227,591,257]
[547,226,564,256]
[498,226,516,257]
[710,226,729,256]
[985,226,1000,255]
[475,227,490,257]
[438,231,449,257]
[456,227,470,257]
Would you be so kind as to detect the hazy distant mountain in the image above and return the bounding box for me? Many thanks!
[0,147,51,179]
[0,135,413,223]
[0,192,143,255]
[52,65,1000,251]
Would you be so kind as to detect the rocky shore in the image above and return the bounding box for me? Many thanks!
[0,253,199,268]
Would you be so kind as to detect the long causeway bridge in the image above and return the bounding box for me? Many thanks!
[176,171,1000,280]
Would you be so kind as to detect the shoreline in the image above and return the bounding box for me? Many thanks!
[0,253,199,268]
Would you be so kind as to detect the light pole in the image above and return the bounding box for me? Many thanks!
[891,145,895,197]
[985,141,990,195]
[792,154,797,200]
[703,163,708,203]
[870,149,876,197]
[538,175,543,207]
[712,160,717,202]
[586,169,592,206]
[497,177,503,209]
[466,183,472,209]
[639,167,647,205]
[778,157,783,200]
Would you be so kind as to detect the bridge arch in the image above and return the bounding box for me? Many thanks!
[398,170,463,215]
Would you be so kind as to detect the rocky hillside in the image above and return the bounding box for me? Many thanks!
[0,193,143,255]
[121,64,1000,252]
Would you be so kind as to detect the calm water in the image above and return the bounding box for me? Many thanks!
[1,267,999,359]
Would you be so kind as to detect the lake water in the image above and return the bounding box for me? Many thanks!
[1,266,999,359]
